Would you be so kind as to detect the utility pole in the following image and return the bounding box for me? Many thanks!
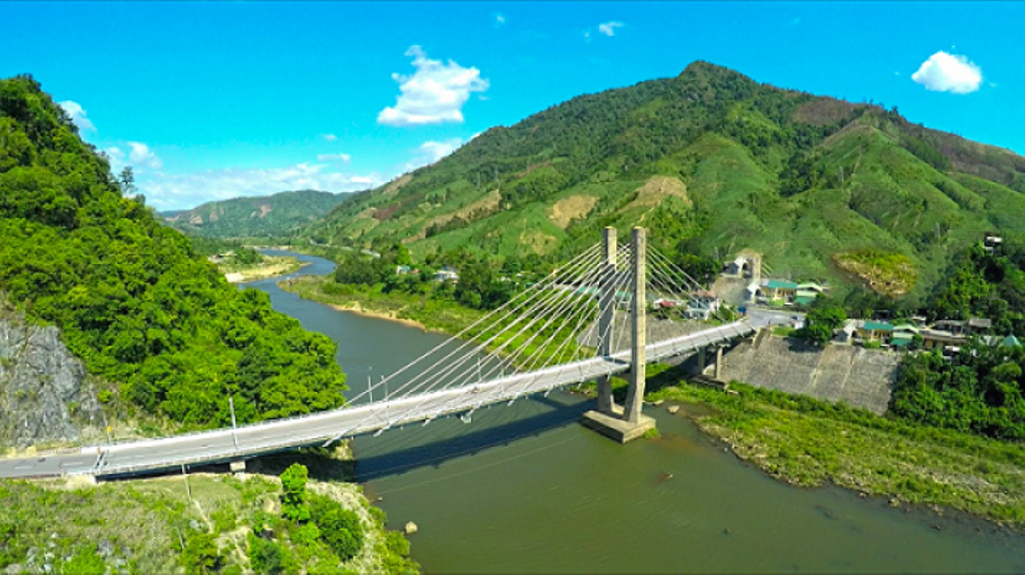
[229,394,238,450]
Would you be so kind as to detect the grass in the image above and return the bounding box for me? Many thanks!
[833,248,917,297]
[647,373,1025,528]
[0,449,418,573]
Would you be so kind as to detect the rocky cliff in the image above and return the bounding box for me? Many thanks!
[0,303,104,449]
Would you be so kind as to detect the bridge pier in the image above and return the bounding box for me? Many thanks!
[595,227,617,414]
[582,227,656,443]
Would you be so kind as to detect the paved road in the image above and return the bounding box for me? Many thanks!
[0,321,754,479]
[744,307,805,329]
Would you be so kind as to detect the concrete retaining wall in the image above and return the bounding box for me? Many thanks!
[717,333,898,414]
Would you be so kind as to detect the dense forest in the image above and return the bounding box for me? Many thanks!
[303,61,1025,306]
[0,75,347,428]
[891,239,1025,440]
[165,189,349,239]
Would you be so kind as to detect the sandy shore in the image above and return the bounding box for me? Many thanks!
[225,256,310,283]
[326,302,427,331]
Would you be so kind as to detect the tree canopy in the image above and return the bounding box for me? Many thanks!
[0,74,347,429]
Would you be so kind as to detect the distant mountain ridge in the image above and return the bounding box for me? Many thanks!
[301,61,1025,304]
[166,189,349,238]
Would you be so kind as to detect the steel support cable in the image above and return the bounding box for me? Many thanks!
[648,248,705,293]
[578,245,633,355]
[325,247,609,442]
[516,253,634,375]
[646,257,691,322]
[373,243,605,400]
[397,251,616,422]
[481,245,632,379]
[398,250,634,428]
[383,244,609,403]
[347,243,603,405]
[504,258,637,399]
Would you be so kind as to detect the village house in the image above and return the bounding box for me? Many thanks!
[683,290,721,320]
[983,234,1003,253]
[856,320,894,341]
[433,266,459,282]
[764,279,798,301]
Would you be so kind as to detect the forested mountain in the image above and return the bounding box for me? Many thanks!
[303,61,1025,305]
[0,75,347,430]
[165,189,349,238]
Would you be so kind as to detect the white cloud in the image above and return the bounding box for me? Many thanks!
[322,133,338,141]
[127,141,163,169]
[317,153,351,163]
[597,21,623,36]
[377,45,490,126]
[138,163,383,210]
[58,100,95,132]
[494,13,506,26]
[911,51,983,94]
[420,138,464,163]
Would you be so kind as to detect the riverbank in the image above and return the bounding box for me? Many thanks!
[222,255,307,283]
[647,377,1025,529]
[0,449,418,572]
[279,271,1025,529]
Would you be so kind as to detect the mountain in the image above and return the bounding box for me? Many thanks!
[165,189,349,238]
[0,74,347,437]
[303,61,1025,304]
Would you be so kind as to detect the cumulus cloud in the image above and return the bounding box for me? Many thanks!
[104,143,162,172]
[322,133,338,141]
[377,46,489,126]
[137,163,383,210]
[317,152,351,163]
[494,13,506,27]
[911,51,983,94]
[128,141,163,169]
[598,21,624,36]
[59,100,95,131]
[420,138,464,163]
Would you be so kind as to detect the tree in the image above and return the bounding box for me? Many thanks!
[181,532,222,575]
[280,463,310,523]
[802,297,846,345]
[118,166,135,196]
[310,494,365,561]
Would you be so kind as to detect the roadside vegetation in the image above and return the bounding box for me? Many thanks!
[0,456,417,573]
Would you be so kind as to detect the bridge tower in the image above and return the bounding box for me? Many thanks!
[581,227,657,443]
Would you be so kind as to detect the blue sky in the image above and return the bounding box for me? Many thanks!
[1,1,1021,210]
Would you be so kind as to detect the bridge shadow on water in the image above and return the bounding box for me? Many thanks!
[246,392,592,484]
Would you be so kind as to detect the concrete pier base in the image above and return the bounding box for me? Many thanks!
[581,406,656,444]
[229,460,247,474]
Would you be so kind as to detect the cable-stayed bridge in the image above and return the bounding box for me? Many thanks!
[0,228,754,479]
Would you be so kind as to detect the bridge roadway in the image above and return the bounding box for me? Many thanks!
[0,320,753,479]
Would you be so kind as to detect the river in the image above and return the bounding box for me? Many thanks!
[247,250,1025,573]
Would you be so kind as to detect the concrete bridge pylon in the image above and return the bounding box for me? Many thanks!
[581,227,657,443]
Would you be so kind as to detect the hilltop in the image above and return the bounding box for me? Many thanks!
[303,61,1025,305]
[165,189,349,238]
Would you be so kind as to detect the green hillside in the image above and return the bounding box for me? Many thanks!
[303,61,1025,305]
[0,75,347,429]
[166,189,349,238]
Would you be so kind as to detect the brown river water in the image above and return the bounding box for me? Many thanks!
[249,251,1024,573]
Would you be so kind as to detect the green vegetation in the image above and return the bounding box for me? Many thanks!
[796,297,847,345]
[164,190,349,239]
[889,238,1025,441]
[649,379,1025,526]
[302,61,1025,307]
[0,454,417,573]
[833,249,917,297]
[0,74,346,431]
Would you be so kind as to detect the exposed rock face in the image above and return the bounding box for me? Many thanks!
[0,314,103,449]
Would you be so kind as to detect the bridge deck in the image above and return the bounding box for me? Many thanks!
[0,321,753,479]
